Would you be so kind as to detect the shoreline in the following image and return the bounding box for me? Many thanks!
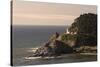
[25,52,97,60]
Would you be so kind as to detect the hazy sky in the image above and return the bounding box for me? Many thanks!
[13,0,97,26]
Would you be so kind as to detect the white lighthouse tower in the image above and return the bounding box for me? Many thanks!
[66,26,69,34]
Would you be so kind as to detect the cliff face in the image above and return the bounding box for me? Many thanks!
[33,33,74,57]
[33,40,73,57]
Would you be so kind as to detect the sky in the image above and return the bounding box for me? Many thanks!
[13,0,97,26]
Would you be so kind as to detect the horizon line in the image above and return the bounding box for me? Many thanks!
[11,24,71,26]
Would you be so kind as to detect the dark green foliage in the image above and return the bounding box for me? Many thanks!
[76,34,97,46]
[69,13,97,35]
[61,34,77,41]
[69,13,97,46]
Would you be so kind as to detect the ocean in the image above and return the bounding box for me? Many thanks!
[12,25,97,66]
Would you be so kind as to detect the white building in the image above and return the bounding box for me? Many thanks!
[66,27,70,34]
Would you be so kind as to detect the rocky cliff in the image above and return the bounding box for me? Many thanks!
[32,33,74,57]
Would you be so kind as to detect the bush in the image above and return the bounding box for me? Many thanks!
[61,34,77,41]
[61,34,97,47]
[76,34,97,46]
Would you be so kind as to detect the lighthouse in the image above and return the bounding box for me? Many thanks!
[66,26,69,34]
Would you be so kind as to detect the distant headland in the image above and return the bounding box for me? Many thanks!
[29,13,97,58]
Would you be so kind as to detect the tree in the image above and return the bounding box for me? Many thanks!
[69,13,97,46]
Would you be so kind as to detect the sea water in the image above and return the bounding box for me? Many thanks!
[12,25,96,66]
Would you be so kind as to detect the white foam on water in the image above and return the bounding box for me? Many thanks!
[24,55,67,60]
[25,57,41,60]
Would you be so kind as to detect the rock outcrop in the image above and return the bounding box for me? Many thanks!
[33,40,73,57]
